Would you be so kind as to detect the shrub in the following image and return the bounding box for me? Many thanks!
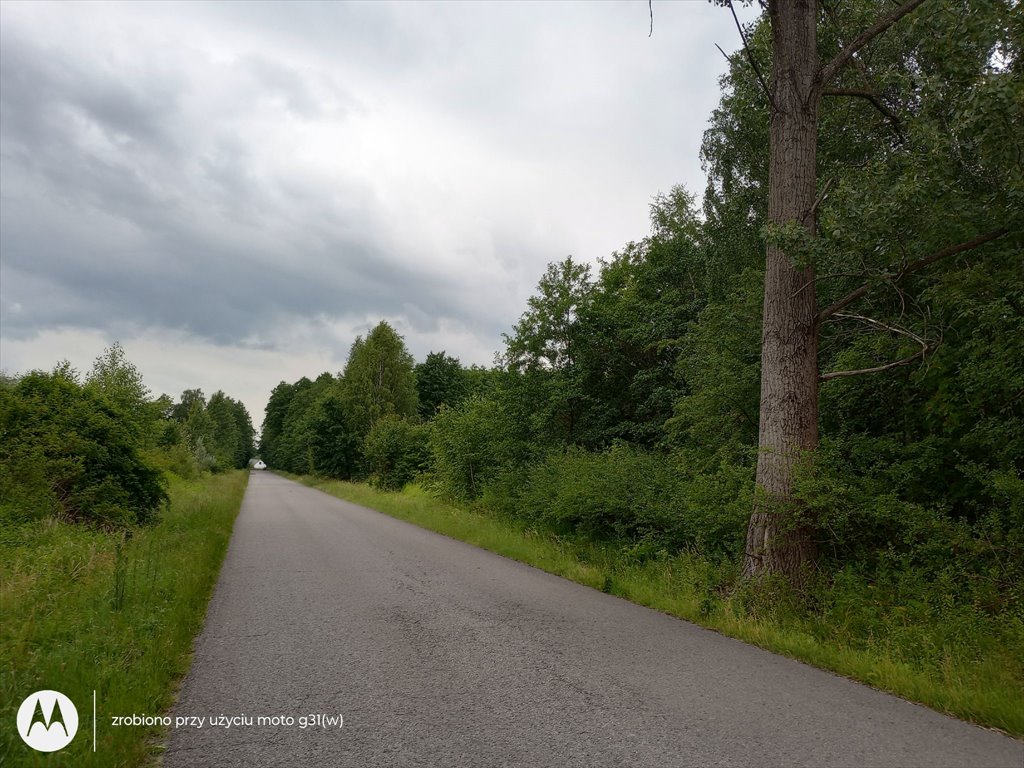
[517,446,669,540]
[363,416,432,491]
[0,370,167,527]
[429,395,531,500]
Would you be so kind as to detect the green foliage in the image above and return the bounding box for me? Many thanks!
[428,394,529,500]
[0,346,254,530]
[85,342,156,444]
[274,376,322,474]
[340,321,419,438]
[205,391,256,471]
[144,442,203,482]
[415,351,468,418]
[0,367,167,526]
[165,387,254,475]
[518,446,685,543]
[261,375,358,476]
[363,415,432,491]
[667,268,762,454]
[307,384,362,479]
[502,445,748,561]
[572,190,708,447]
[260,323,422,479]
[504,256,592,373]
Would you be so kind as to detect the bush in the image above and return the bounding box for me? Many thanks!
[363,416,432,491]
[0,370,167,527]
[790,439,1024,671]
[515,445,677,542]
[143,444,203,481]
[512,444,748,559]
[429,394,531,500]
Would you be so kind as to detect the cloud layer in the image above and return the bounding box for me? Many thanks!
[0,1,752,424]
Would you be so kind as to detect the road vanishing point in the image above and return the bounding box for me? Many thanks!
[165,472,1023,767]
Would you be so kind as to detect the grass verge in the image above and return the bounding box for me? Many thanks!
[1,470,249,767]
[283,473,1023,739]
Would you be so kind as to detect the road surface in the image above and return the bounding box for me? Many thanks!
[164,472,1022,767]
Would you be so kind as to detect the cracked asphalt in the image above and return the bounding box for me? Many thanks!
[163,471,1023,767]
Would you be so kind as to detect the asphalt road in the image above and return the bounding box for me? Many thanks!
[164,472,1022,767]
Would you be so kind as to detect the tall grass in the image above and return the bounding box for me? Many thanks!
[286,474,1024,738]
[0,471,248,767]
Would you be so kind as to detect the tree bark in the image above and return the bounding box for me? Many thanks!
[742,0,820,582]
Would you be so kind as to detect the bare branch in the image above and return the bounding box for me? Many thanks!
[648,0,653,38]
[727,0,776,110]
[820,312,930,382]
[823,88,903,138]
[808,176,836,220]
[834,312,927,346]
[820,0,928,86]
[818,226,1012,322]
[820,352,926,381]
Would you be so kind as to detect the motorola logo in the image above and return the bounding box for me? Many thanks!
[17,690,79,752]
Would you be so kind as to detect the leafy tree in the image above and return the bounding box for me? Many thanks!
[206,391,241,470]
[205,392,255,470]
[571,189,706,447]
[415,351,468,418]
[702,0,1022,583]
[86,342,159,444]
[668,269,763,458]
[261,381,297,468]
[229,398,256,468]
[503,257,592,373]
[429,394,531,500]
[341,321,419,439]
[501,257,592,446]
[307,382,362,478]
[167,389,221,472]
[463,364,499,399]
[276,377,319,472]
[171,389,206,423]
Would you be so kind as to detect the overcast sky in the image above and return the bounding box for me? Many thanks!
[0,0,755,429]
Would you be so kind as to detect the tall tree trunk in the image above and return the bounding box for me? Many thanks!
[742,0,821,582]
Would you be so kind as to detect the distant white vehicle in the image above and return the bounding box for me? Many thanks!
[253,460,267,470]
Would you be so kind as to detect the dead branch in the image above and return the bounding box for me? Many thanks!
[899,225,1011,276]
[820,312,930,381]
[819,0,905,143]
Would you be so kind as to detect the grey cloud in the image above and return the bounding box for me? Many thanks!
[200,1,446,76]
[1,1,749,377]
[0,15,507,345]
[239,55,337,119]
[0,29,183,161]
